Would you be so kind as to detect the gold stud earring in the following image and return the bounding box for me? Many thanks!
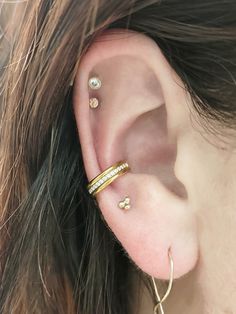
[88,76,102,90]
[118,196,131,210]
[89,97,99,109]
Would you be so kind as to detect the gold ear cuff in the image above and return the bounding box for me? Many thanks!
[87,160,130,197]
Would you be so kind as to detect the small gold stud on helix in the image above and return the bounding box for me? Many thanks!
[89,97,99,109]
[88,77,102,90]
[118,196,131,210]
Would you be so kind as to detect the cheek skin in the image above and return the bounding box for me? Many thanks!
[175,124,234,210]
[176,123,236,312]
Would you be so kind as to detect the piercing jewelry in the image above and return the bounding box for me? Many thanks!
[88,77,101,108]
[151,248,174,314]
[118,196,131,210]
[88,76,102,90]
[89,97,99,109]
[87,160,130,196]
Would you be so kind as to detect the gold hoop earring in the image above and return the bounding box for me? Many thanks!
[87,160,130,196]
[151,247,174,314]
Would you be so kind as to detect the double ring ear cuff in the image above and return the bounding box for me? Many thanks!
[87,160,130,196]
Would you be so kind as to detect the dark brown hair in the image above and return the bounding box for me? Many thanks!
[0,1,235,313]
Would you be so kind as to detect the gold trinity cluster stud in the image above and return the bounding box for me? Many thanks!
[118,196,131,210]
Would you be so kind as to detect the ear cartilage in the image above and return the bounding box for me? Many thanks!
[87,161,130,196]
[118,196,131,210]
[89,97,99,109]
[88,77,102,90]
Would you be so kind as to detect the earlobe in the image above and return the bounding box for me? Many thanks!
[72,28,199,280]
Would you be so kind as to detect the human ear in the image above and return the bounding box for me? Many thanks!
[72,28,199,280]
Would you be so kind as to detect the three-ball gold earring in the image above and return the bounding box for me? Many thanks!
[118,196,131,210]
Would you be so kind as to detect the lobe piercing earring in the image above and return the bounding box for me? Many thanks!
[118,196,131,210]
[152,247,174,314]
[88,76,102,90]
[89,97,99,109]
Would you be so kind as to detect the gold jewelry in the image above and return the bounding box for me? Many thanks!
[151,248,174,314]
[87,160,130,196]
[88,77,102,90]
[118,196,131,210]
[89,97,99,109]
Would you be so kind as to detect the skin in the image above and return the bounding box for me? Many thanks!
[136,123,236,314]
[73,28,236,313]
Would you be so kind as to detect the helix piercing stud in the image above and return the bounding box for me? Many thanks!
[89,97,99,109]
[118,196,131,210]
[88,77,102,90]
